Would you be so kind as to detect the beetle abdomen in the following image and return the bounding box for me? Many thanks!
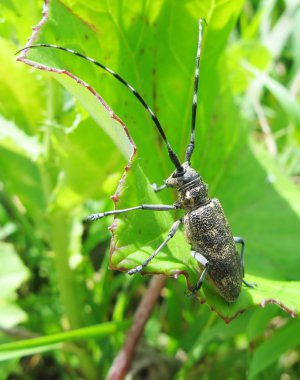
[184,198,243,302]
[208,254,242,302]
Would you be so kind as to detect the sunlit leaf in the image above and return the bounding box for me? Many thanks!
[16,0,300,323]
[0,243,29,328]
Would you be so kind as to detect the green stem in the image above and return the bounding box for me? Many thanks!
[50,210,83,329]
[44,79,97,380]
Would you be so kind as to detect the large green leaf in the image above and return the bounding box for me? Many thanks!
[17,0,300,321]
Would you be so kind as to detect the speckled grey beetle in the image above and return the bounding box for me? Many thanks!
[18,19,255,302]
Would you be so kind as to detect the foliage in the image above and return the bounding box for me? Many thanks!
[0,0,300,378]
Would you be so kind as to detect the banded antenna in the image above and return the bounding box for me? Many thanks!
[16,44,184,174]
[185,18,207,164]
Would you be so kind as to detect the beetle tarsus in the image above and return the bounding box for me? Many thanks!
[152,183,167,193]
[243,279,257,288]
[86,213,104,221]
[128,265,143,275]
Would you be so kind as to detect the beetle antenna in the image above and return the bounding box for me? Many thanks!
[16,44,184,173]
[185,18,207,164]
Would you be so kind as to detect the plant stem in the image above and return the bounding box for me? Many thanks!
[107,275,166,380]
[50,210,83,329]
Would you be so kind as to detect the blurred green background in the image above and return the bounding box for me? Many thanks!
[0,0,300,378]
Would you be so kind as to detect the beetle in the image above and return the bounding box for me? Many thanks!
[17,18,255,302]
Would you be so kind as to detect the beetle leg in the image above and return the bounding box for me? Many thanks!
[127,219,183,275]
[243,279,256,288]
[152,182,168,192]
[190,250,210,293]
[86,203,177,221]
[234,237,257,288]
[234,236,245,276]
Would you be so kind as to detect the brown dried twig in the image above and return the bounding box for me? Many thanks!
[107,275,166,380]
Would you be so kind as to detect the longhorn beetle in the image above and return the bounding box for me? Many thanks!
[18,18,255,302]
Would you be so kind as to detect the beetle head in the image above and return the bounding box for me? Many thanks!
[165,162,200,189]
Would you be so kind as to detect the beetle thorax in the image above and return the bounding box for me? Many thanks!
[165,162,210,210]
[177,178,209,210]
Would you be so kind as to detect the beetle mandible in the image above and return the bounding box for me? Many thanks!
[18,18,255,302]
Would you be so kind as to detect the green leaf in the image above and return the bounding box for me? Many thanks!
[0,116,42,159]
[49,117,125,211]
[17,0,300,322]
[0,242,29,328]
[245,63,300,129]
[248,319,300,379]
[0,38,46,133]
[0,119,47,217]
[228,41,271,94]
